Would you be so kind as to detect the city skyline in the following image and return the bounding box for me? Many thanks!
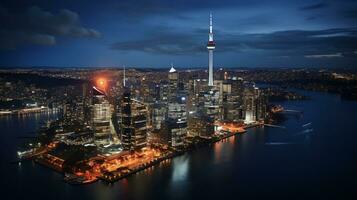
[1,1,357,199]
[0,0,357,68]
[1,10,269,186]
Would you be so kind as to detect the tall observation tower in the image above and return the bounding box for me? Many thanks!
[207,13,215,87]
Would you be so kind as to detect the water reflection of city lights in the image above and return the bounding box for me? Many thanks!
[172,156,188,183]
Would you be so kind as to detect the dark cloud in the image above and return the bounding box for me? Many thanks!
[106,0,266,21]
[222,28,356,51]
[305,53,343,58]
[299,2,328,10]
[305,16,318,20]
[343,9,357,19]
[1,0,357,67]
[216,28,357,58]
[111,28,204,55]
[111,27,357,58]
[0,5,101,50]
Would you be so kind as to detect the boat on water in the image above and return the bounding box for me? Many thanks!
[302,122,312,127]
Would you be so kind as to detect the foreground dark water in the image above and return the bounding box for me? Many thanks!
[1,90,356,199]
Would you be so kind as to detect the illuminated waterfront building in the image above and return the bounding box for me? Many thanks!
[256,89,268,122]
[189,113,215,138]
[120,86,148,151]
[198,90,219,138]
[91,86,117,146]
[243,83,267,123]
[243,84,257,123]
[221,77,244,121]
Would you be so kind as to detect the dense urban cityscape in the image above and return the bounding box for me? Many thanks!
[2,14,274,183]
[1,0,357,199]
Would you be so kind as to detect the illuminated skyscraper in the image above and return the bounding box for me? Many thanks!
[92,86,117,146]
[221,77,244,121]
[168,64,178,102]
[151,102,166,130]
[62,98,84,131]
[120,79,148,151]
[243,83,267,123]
[166,65,187,148]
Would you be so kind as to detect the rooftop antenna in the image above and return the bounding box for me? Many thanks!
[123,65,126,87]
[209,12,213,34]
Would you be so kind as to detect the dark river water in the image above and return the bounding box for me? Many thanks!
[1,90,356,199]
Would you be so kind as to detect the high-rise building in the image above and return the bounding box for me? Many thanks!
[256,89,268,122]
[159,80,169,103]
[187,78,207,113]
[151,102,166,130]
[82,82,92,126]
[243,84,257,123]
[221,77,244,121]
[62,98,85,131]
[120,87,148,151]
[91,86,117,146]
[153,84,161,102]
[168,64,178,101]
[166,65,187,148]
[243,83,267,123]
[167,94,187,147]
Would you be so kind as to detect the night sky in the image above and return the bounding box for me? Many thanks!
[0,0,356,68]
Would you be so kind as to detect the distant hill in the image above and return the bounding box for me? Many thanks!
[0,72,84,88]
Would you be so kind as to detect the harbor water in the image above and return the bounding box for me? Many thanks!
[1,89,356,199]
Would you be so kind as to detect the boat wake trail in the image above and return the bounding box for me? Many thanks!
[264,142,294,145]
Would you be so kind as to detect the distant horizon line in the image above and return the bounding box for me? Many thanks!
[0,65,356,71]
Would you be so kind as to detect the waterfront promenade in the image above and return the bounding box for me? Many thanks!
[21,122,261,184]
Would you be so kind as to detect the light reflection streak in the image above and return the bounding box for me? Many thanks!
[171,156,188,183]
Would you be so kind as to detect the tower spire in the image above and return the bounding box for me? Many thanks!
[123,65,126,87]
[209,12,213,34]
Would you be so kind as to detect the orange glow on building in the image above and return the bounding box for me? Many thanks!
[95,77,108,91]
[216,121,246,133]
